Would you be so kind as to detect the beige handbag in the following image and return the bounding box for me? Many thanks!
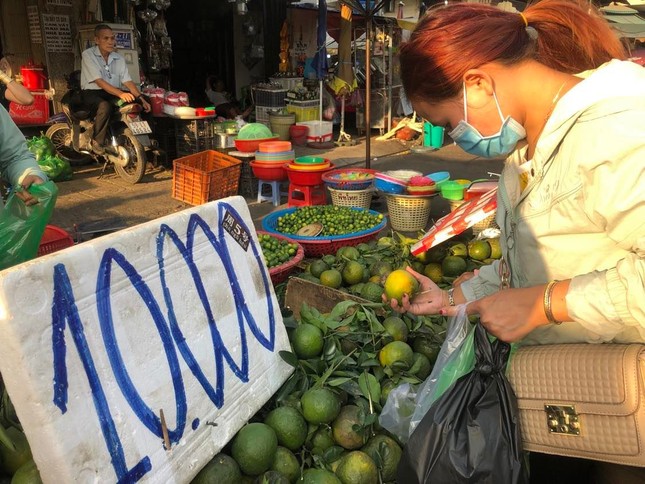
[507,343,645,467]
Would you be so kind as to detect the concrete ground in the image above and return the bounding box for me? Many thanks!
[47,133,505,241]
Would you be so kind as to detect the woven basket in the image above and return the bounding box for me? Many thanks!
[449,199,498,235]
[386,194,432,232]
[328,187,374,209]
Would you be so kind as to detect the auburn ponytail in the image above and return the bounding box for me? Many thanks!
[400,0,627,104]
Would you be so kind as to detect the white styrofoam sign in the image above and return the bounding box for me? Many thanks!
[0,196,293,483]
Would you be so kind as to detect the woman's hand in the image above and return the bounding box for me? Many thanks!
[442,286,549,342]
[14,175,46,206]
[382,266,447,315]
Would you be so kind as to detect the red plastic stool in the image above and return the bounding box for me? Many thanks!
[287,184,327,207]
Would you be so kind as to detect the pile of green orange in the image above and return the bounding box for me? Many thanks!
[193,299,448,483]
[275,206,384,237]
[258,233,300,269]
[297,233,502,303]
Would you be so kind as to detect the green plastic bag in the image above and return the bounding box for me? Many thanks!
[0,181,58,270]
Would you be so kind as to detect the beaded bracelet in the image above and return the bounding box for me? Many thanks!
[543,280,562,325]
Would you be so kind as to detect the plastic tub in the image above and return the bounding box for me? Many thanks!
[250,161,287,182]
[440,181,465,201]
[234,136,280,153]
[285,163,334,186]
[269,113,296,141]
[295,156,326,165]
[259,140,292,153]
[289,124,309,146]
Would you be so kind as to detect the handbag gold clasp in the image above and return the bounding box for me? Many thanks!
[545,405,580,435]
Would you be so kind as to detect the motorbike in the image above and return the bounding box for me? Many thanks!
[45,71,165,184]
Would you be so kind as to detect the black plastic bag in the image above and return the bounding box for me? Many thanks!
[397,323,528,484]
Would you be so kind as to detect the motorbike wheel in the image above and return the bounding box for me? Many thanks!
[45,123,93,166]
[113,129,147,184]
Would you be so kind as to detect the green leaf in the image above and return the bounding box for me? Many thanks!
[364,309,385,332]
[279,350,299,368]
[359,358,380,368]
[322,445,345,464]
[358,372,381,406]
[330,300,359,320]
[0,424,16,452]
[274,373,301,403]
[326,377,353,387]
[339,380,363,399]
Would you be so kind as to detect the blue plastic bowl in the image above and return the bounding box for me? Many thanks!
[427,171,451,188]
[375,177,406,194]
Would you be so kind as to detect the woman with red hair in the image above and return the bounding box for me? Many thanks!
[391,0,644,343]
[388,1,645,480]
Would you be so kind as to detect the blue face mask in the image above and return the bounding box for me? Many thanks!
[448,85,526,158]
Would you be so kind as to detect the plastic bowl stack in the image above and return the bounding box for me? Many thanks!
[375,172,408,194]
[284,156,334,186]
[234,123,280,152]
[250,140,295,182]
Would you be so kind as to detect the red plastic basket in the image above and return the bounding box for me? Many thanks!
[257,231,305,285]
[38,225,74,256]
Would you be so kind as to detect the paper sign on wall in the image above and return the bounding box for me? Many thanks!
[42,14,72,53]
[0,196,293,483]
[27,6,43,44]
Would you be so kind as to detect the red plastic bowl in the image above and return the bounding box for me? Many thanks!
[285,163,334,186]
[234,136,280,153]
[250,161,288,181]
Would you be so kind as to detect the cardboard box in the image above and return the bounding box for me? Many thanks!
[284,276,385,320]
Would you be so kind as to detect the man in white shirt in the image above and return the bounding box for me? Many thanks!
[80,24,150,154]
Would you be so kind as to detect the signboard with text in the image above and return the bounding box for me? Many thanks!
[0,196,292,483]
[42,14,72,53]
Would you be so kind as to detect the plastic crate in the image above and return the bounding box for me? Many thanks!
[255,106,284,127]
[253,87,288,107]
[172,150,242,205]
[269,77,304,91]
[175,135,214,158]
[286,100,320,122]
[38,225,74,256]
[175,118,215,138]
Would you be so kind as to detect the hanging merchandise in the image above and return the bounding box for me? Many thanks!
[138,0,172,72]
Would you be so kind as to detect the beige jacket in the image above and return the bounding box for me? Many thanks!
[460,60,645,344]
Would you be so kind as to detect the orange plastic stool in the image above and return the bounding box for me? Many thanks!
[287,184,327,207]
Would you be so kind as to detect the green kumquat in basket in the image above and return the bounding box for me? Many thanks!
[259,234,299,269]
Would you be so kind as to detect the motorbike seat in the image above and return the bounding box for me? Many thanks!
[60,89,92,121]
